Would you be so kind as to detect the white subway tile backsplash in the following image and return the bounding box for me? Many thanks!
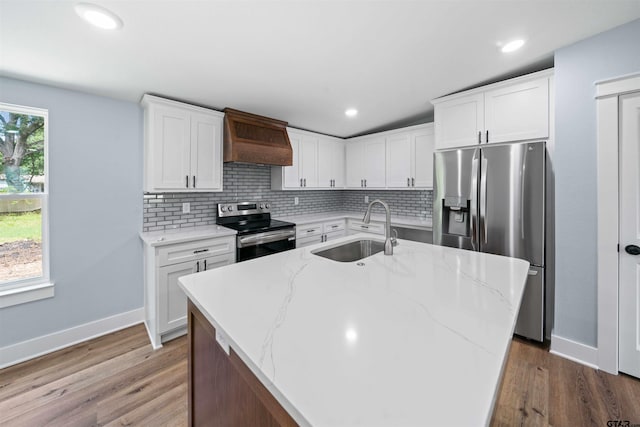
[142,163,432,231]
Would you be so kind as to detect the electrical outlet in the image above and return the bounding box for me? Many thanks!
[364,195,369,203]
[294,197,299,205]
[182,202,190,213]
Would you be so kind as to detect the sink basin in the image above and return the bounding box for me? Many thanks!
[312,239,385,262]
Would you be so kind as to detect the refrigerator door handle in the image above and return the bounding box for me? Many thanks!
[470,149,480,250]
[480,152,488,244]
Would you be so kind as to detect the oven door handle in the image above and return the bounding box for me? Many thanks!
[237,229,296,248]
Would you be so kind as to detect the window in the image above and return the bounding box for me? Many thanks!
[0,102,52,307]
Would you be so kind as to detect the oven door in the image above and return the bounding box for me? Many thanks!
[236,228,296,262]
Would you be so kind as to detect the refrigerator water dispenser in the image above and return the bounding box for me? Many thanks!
[442,197,470,237]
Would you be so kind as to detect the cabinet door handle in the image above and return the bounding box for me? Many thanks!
[193,175,196,188]
[478,131,481,144]
[412,177,415,187]
[300,178,303,187]
[364,179,367,187]
[361,225,369,229]
[204,259,207,271]
[307,229,316,233]
[196,261,200,272]
[193,249,209,254]
[186,175,189,188]
[407,178,410,187]
[304,178,307,187]
[486,130,489,143]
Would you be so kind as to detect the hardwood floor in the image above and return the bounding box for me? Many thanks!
[1,325,639,426]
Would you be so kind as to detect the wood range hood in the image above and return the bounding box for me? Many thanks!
[223,108,293,166]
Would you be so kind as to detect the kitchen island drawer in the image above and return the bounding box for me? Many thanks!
[158,236,235,266]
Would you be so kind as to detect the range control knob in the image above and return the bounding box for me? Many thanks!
[259,203,265,209]
[227,205,234,212]
[265,203,270,209]
[220,205,227,212]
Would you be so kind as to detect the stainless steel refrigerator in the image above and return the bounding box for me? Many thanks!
[433,141,545,341]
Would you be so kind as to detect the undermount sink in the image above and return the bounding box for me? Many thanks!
[312,239,385,262]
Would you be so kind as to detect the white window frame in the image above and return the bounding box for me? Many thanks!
[0,102,53,307]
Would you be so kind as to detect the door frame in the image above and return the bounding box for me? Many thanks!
[596,72,640,374]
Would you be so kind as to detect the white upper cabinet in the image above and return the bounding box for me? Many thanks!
[432,69,553,150]
[346,136,386,189]
[385,124,435,189]
[318,137,345,188]
[142,95,223,192]
[385,132,412,188]
[484,77,549,144]
[272,128,344,190]
[411,124,435,188]
[433,93,484,150]
[274,125,433,191]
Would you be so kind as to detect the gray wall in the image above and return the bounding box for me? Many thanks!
[0,77,143,347]
[143,163,433,232]
[554,19,640,346]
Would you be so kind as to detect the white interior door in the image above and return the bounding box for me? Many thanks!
[619,91,640,378]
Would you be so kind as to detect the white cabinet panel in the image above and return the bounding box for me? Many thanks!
[300,135,319,188]
[434,93,484,150]
[158,262,195,334]
[283,131,302,188]
[153,105,191,190]
[363,137,386,188]
[484,77,549,144]
[386,132,412,188]
[412,126,435,188]
[346,141,365,188]
[191,112,222,190]
[318,138,345,188]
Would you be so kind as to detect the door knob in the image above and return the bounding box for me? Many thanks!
[625,244,640,255]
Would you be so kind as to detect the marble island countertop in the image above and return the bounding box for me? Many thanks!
[139,225,236,246]
[179,235,529,426]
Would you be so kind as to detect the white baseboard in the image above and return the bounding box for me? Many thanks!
[0,307,145,369]
[550,333,599,369]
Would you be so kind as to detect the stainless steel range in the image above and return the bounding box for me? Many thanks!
[216,201,296,262]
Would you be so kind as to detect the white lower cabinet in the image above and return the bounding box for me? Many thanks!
[346,219,385,236]
[144,235,235,348]
[296,219,346,247]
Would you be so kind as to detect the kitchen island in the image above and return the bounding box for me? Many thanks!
[179,235,530,426]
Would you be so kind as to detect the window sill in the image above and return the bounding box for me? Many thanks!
[0,282,54,308]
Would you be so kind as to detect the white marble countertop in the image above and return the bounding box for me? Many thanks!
[276,211,433,230]
[179,235,529,426]
[139,225,236,247]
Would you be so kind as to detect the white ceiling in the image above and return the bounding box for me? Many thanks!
[1,1,639,138]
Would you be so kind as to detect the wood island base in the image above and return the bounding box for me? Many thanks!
[187,300,298,427]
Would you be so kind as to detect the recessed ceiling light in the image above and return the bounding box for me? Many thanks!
[345,108,358,117]
[75,3,123,30]
[501,39,525,53]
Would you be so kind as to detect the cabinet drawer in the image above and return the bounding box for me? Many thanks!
[296,235,323,248]
[323,219,345,233]
[347,220,385,235]
[324,229,346,242]
[296,222,323,239]
[158,236,235,267]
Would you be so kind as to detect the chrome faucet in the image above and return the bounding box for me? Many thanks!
[363,199,397,255]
